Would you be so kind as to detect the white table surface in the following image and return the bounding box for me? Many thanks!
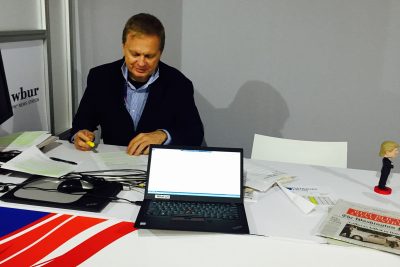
[82,230,400,267]
[1,141,399,266]
[245,159,400,242]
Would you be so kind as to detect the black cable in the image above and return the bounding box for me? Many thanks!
[19,186,143,206]
[69,169,147,176]
[62,169,147,180]
[60,169,147,188]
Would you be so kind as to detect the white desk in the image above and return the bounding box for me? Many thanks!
[1,141,399,266]
[82,230,400,267]
[246,159,400,242]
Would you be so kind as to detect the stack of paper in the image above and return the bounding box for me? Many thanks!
[0,131,73,177]
[1,146,76,177]
[0,131,58,151]
[243,159,332,214]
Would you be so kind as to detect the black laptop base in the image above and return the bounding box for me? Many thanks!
[136,200,250,234]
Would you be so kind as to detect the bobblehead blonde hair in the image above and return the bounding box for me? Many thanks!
[379,141,399,157]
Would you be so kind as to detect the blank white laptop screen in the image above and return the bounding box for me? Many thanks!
[147,148,241,198]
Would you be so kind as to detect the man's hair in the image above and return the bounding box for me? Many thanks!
[379,141,399,157]
[122,13,165,52]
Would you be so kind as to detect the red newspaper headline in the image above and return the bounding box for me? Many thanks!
[346,208,400,226]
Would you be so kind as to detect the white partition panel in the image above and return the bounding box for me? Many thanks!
[0,0,44,31]
[0,41,49,134]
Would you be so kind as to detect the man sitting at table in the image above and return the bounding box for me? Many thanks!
[70,13,204,155]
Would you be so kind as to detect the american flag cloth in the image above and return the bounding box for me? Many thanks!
[0,206,136,266]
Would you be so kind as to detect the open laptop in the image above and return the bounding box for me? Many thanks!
[135,145,249,234]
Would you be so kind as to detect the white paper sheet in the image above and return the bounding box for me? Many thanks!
[277,182,316,214]
[1,146,76,177]
[90,151,148,171]
[0,131,51,151]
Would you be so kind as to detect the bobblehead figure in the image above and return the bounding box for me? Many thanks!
[374,141,399,195]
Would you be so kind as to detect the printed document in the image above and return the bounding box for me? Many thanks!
[1,146,76,177]
[285,185,336,207]
[91,151,148,171]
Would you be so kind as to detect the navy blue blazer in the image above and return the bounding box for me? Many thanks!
[70,59,204,146]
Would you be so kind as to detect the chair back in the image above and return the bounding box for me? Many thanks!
[251,134,347,168]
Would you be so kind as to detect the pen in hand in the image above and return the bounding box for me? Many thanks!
[50,157,77,165]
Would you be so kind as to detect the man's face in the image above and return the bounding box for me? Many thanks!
[386,147,399,158]
[122,32,162,82]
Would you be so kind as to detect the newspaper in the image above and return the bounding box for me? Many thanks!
[318,199,400,254]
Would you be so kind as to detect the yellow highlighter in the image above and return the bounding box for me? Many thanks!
[86,141,95,148]
[86,140,98,153]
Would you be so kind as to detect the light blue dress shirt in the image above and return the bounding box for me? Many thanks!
[121,63,171,144]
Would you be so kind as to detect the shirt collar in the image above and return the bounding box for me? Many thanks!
[121,62,159,90]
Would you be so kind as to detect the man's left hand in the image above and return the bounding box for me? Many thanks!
[127,130,167,155]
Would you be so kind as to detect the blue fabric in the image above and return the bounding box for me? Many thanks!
[121,64,171,144]
[0,207,50,237]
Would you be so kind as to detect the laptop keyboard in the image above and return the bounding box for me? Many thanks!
[147,201,240,220]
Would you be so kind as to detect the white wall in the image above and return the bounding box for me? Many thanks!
[181,0,400,171]
[72,0,183,101]
[72,0,400,172]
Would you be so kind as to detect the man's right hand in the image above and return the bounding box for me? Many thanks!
[74,129,95,151]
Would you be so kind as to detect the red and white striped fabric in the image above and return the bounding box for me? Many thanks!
[0,207,136,266]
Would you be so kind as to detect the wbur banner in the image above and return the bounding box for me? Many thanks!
[0,40,49,134]
[11,86,40,108]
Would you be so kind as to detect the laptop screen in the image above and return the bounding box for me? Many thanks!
[147,146,242,199]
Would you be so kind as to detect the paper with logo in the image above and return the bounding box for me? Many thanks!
[277,182,316,214]
[285,185,336,207]
[318,199,400,254]
[0,206,136,266]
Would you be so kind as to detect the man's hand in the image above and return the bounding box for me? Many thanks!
[74,129,95,151]
[127,130,167,155]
